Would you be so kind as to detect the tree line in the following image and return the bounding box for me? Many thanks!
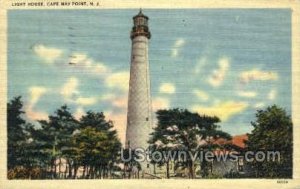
[7,96,293,179]
[7,96,121,179]
[147,106,293,178]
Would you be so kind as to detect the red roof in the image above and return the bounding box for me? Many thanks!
[231,134,248,148]
[213,134,248,149]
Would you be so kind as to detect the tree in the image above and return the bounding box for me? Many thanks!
[7,96,27,170]
[77,111,121,179]
[40,110,122,179]
[7,97,43,179]
[148,108,231,178]
[245,105,293,178]
[7,96,122,179]
[30,105,80,178]
[63,111,122,179]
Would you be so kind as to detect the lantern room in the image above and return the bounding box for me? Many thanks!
[130,9,151,39]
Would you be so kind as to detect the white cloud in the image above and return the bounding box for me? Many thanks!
[34,48,109,77]
[239,69,278,84]
[69,53,87,63]
[69,52,109,75]
[207,57,230,87]
[33,44,63,63]
[26,111,48,121]
[75,97,98,106]
[26,86,48,120]
[59,76,108,107]
[174,39,185,47]
[111,96,128,108]
[253,102,265,109]
[159,83,176,94]
[268,89,277,100]
[152,97,170,111]
[105,111,127,144]
[28,87,48,106]
[60,77,79,100]
[193,89,209,101]
[171,38,185,58]
[237,90,257,98]
[192,100,248,121]
[94,64,108,74]
[60,77,101,106]
[105,71,129,91]
[74,107,85,120]
[100,94,116,101]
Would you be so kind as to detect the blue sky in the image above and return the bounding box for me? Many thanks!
[8,9,291,143]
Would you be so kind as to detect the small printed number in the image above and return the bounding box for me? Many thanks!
[277,180,288,184]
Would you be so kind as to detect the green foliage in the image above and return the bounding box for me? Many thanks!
[148,108,231,179]
[245,105,293,178]
[7,97,122,179]
[70,125,121,178]
[8,96,292,179]
[7,96,27,169]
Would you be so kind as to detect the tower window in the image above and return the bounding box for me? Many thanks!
[146,117,149,121]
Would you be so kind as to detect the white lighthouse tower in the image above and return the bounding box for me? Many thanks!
[126,9,152,171]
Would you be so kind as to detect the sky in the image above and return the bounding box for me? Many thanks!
[8,9,291,144]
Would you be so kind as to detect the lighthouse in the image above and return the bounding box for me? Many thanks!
[126,9,152,170]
